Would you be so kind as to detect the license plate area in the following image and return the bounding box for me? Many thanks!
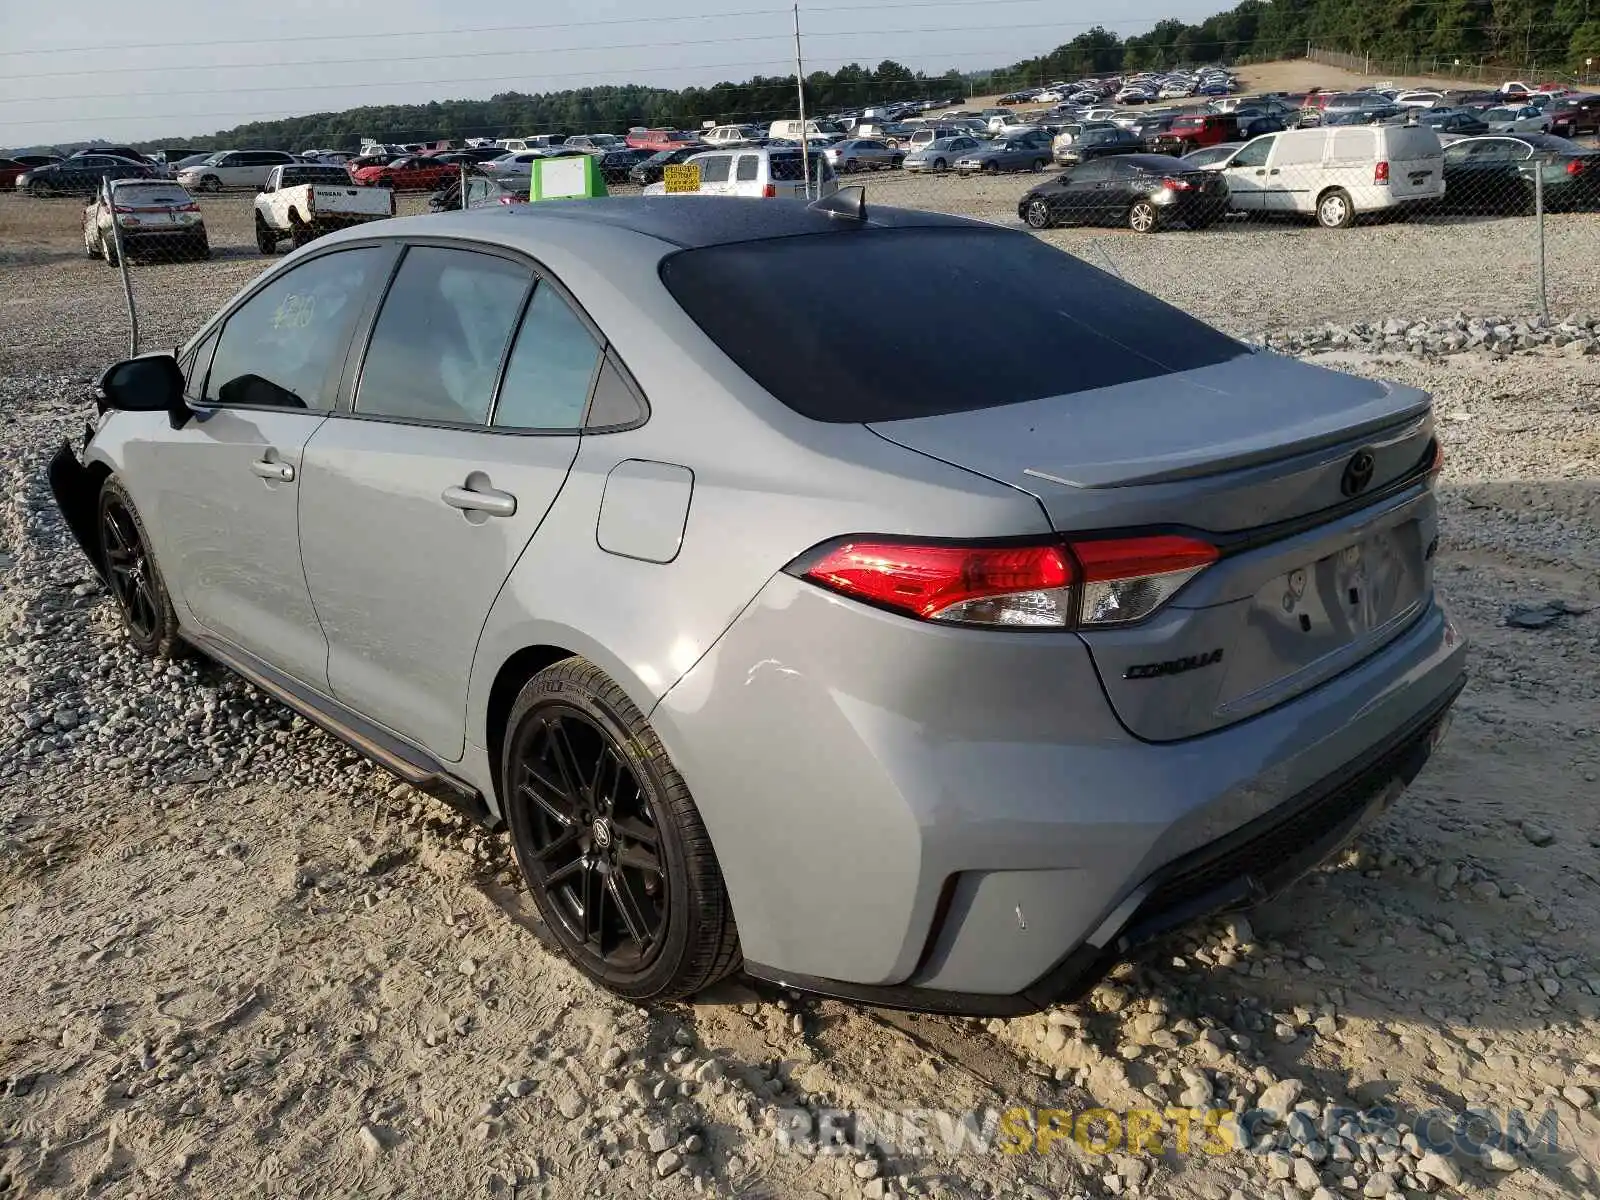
[1408,170,1432,185]
[1270,522,1424,644]
[1248,518,1427,668]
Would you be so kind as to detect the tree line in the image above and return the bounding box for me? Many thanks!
[21,0,1600,154]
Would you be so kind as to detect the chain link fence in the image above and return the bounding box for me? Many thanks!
[4,128,1598,369]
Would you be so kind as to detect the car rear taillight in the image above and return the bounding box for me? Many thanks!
[1071,536,1219,625]
[1567,158,1587,176]
[791,534,1218,629]
[1374,160,1390,184]
[1429,439,1446,477]
[177,202,200,213]
[1161,176,1195,191]
[763,183,776,197]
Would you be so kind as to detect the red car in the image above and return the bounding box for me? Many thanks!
[0,158,29,189]
[350,155,459,191]
[624,129,700,152]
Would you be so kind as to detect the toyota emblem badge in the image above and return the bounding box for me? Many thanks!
[1341,450,1376,497]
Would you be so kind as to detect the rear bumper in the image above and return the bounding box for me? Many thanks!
[749,672,1457,1016]
[118,227,206,246]
[654,573,1467,1014]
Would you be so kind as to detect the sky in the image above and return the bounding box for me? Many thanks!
[1,0,1222,147]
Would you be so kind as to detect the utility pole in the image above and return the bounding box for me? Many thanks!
[794,4,811,200]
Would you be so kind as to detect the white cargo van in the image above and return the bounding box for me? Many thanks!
[641,147,838,199]
[1217,125,1444,227]
[766,119,845,144]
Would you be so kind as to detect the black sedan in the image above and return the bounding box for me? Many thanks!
[15,154,155,196]
[1433,134,1600,213]
[1018,154,1230,232]
[628,146,703,185]
[598,148,655,185]
[1053,127,1146,164]
[1418,108,1490,136]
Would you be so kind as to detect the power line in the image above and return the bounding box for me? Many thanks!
[5,20,1188,83]
[0,9,787,58]
[0,0,1160,58]
[5,27,1580,108]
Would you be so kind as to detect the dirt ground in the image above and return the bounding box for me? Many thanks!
[3,112,1600,1200]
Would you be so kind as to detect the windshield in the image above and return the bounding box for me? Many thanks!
[1486,108,1518,120]
[112,183,191,205]
[768,152,831,181]
[282,167,353,186]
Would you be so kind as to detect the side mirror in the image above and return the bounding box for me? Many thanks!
[96,354,190,428]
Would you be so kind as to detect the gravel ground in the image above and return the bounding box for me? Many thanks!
[2,187,1599,1200]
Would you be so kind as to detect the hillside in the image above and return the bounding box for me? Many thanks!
[17,0,1600,154]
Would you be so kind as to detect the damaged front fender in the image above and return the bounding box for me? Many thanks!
[47,441,108,586]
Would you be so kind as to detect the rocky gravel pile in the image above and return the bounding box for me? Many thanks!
[1259,313,1600,360]
[4,277,1600,1200]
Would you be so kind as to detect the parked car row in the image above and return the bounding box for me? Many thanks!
[1020,123,1600,235]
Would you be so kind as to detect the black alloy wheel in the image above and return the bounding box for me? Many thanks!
[97,477,180,657]
[516,705,667,970]
[102,498,157,642]
[503,658,741,1002]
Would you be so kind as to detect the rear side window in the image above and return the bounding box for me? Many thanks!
[735,155,759,181]
[699,156,731,183]
[493,283,602,430]
[357,247,532,425]
[660,228,1248,423]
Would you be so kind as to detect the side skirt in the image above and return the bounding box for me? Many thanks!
[184,631,496,827]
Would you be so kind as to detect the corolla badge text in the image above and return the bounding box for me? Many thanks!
[1124,649,1225,680]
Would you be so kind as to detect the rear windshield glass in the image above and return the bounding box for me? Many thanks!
[659,227,1247,422]
[281,167,353,186]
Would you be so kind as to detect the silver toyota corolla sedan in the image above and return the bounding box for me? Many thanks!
[49,195,1466,1016]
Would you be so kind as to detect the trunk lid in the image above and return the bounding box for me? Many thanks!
[869,351,1439,741]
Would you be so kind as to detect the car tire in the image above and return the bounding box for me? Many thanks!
[254,216,278,255]
[1316,187,1355,228]
[29,180,51,199]
[502,657,741,1004]
[891,156,904,169]
[287,211,312,250]
[98,476,182,659]
[983,160,1000,175]
[932,157,947,172]
[1024,198,1055,229]
[192,236,212,260]
[1127,199,1159,233]
[1032,159,1047,172]
[100,233,119,267]
[199,175,221,193]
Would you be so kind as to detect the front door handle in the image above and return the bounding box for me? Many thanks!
[1268,168,1280,175]
[1254,168,1266,175]
[250,458,294,482]
[443,481,517,518]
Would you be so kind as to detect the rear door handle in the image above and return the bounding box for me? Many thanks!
[1268,168,1280,175]
[1254,168,1266,175]
[442,482,517,518]
[250,458,295,482]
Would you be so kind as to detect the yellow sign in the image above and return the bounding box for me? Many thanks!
[662,164,701,194]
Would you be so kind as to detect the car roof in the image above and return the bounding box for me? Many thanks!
[347,196,986,252]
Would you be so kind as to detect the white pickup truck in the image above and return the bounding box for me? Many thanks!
[253,163,393,253]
